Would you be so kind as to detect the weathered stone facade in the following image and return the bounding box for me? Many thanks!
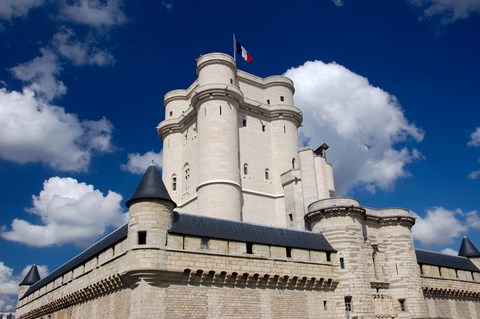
[16,53,480,318]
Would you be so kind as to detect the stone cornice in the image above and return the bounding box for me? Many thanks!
[17,274,124,319]
[191,83,244,109]
[122,268,338,292]
[196,53,237,75]
[158,94,303,139]
[306,198,415,228]
[423,286,480,298]
[305,205,366,223]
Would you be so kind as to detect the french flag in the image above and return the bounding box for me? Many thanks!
[236,40,253,62]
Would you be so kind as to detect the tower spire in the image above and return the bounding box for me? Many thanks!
[20,264,41,286]
[458,236,480,258]
[126,165,176,208]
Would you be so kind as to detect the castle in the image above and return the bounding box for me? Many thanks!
[15,53,480,318]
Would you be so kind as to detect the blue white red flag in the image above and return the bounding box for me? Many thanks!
[236,40,253,62]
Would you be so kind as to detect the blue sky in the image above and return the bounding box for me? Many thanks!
[1,0,480,311]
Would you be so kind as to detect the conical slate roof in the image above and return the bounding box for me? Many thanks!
[126,164,176,208]
[20,264,40,286]
[458,236,480,258]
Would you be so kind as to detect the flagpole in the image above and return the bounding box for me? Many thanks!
[233,33,236,62]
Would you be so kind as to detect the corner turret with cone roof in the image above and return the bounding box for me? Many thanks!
[18,264,40,301]
[459,235,480,269]
[125,163,176,270]
[458,236,480,268]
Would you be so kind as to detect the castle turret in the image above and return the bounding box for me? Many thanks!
[125,164,176,269]
[18,264,40,301]
[193,53,243,220]
[459,236,480,269]
[306,198,427,318]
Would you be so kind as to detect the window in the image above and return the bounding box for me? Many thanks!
[230,78,233,84]
[200,237,209,250]
[326,252,331,262]
[138,231,147,245]
[438,267,442,277]
[280,96,284,102]
[344,296,353,312]
[286,247,292,258]
[262,124,266,132]
[219,105,222,115]
[323,300,327,310]
[284,125,286,134]
[288,213,293,222]
[172,175,177,191]
[242,118,247,127]
[340,257,345,269]
[169,111,173,117]
[292,158,296,169]
[265,169,270,180]
[246,242,253,254]
[243,163,248,175]
[184,164,190,192]
[266,99,270,105]
[419,264,423,275]
[399,299,406,312]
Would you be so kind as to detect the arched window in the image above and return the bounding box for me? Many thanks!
[184,163,190,192]
[265,169,270,180]
[292,158,296,169]
[243,163,249,175]
[172,175,177,191]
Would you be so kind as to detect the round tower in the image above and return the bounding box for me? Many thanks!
[458,236,480,270]
[161,90,189,204]
[265,76,302,193]
[306,198,374,317]
[193,53,243,220]
[125,164,176,270]
[18,264,40,301]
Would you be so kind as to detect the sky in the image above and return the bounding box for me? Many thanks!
[0,0,479,312]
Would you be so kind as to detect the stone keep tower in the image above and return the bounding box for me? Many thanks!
[157,52,335,229]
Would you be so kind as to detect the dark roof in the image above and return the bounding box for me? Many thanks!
[21,224,128,299]
[416,249,480,272]
[126,164,176,208]
[458,236,480,258]
[20,264,40,286]
[169,212,336,252]
[21,212,335,300]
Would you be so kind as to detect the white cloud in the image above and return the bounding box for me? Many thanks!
[332,0,344,6]
[0,262,18,311]
[0,87,114,171]
[161,0,173,10]
[121,151,163,174]
[410,0,480,24]
[1,177,127,247]
[52,28,115,66]
[465,210,480,229]
[468,127,480,179]
[285,60,424,194]
[0,0,45,21]
[411,207,475,248]
[59,0,126,28]
[10,49,66,102]
[468,127,480,147]
[440,248,458,256]
[469,170,480,179]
